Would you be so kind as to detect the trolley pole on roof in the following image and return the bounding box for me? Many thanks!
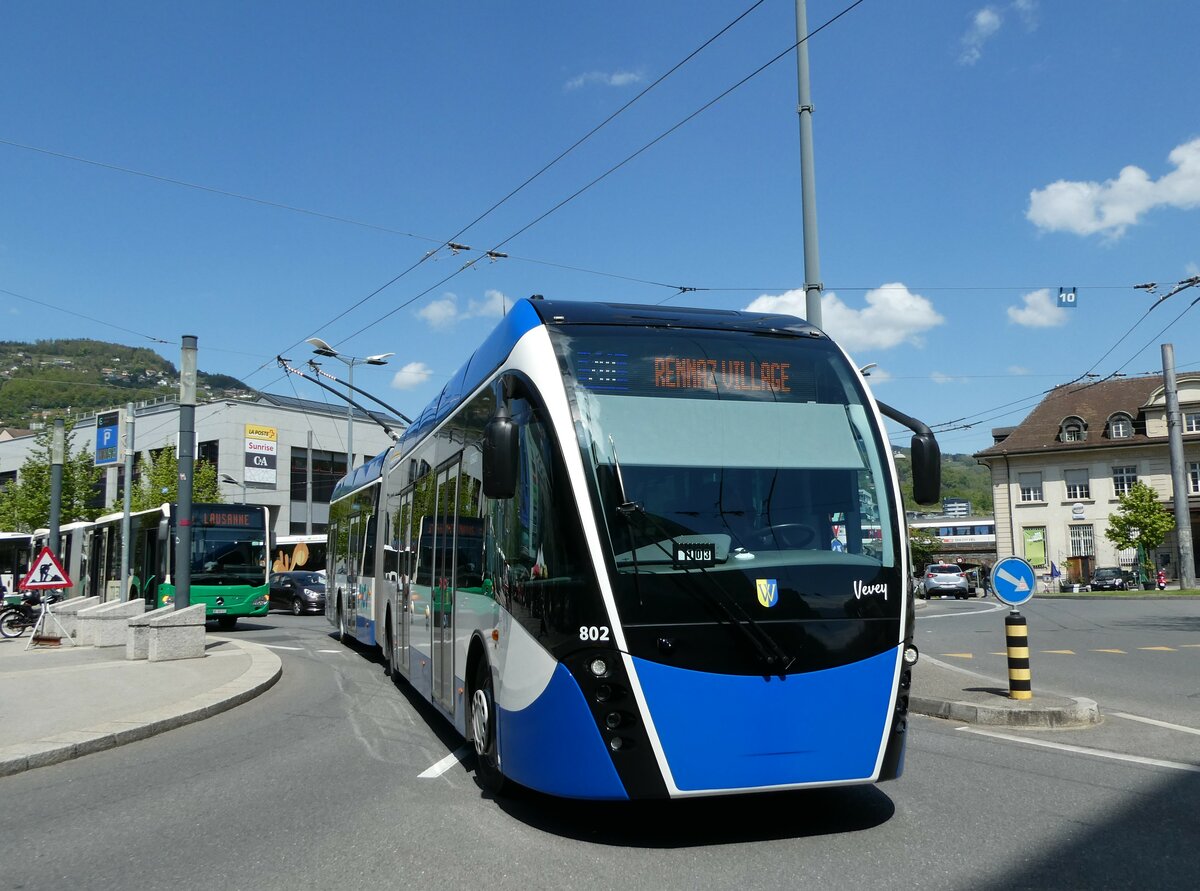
[175,335,198,610]
[795,0,823,328]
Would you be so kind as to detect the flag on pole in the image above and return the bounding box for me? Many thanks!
[1050,561,1061,579]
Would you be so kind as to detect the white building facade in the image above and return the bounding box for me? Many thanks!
[975,374,1200,585]
[0,394,400,539]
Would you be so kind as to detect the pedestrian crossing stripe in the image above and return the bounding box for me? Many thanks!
[1092,649,1126,654]
[1043,649,1076,655]
[1183,644,1200,649]
[1139,646,1176,652]
[940,653,973,659]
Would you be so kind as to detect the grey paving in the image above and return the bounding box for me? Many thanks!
[0,633,281,776]
[0,599,1094,780]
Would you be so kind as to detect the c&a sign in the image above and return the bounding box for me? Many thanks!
[244,424,278,486]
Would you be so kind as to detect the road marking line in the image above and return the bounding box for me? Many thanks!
[1139,646,1177,652]
[940,653,973,659]
[317,649,341,654]
[1182,644,1200,649]
[260,644,304,651]
[1091,649,1126,654]
[958,727,1200,773]
[1110,712,1200,736]
[418,745,471,778]
[919,603,1007,619]
[1042,649,1076,655]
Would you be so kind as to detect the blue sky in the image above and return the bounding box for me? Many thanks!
[1,1,1198,458]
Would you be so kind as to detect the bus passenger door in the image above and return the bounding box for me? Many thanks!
[394,489,414,679]
[345,516,361,635]
[432,462,459,711]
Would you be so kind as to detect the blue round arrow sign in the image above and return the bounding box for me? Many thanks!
[990,556,1036,607]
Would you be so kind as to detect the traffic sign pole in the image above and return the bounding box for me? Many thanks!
[991,555,1036,700]
[1005,611,1032,700]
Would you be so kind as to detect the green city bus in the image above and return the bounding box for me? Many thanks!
[87,502,270,629]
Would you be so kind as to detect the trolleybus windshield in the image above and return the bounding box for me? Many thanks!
[555,327,899,623]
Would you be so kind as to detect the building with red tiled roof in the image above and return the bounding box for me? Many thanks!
[974,374,1200,585]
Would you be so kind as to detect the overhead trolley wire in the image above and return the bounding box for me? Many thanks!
[334,0,870,344]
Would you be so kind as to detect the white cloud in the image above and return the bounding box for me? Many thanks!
[390,362,432,391]
[1187,262,1199,277]
[959,6,1002,65]
[1013,0,1038,30]
[745,283,944,351]
[930,371,963,385]
[861,367,892,384]
[1027,137,1200,237]
[1007,288,1066,328]
[564,70,644,91]
[466,289,509,319]
[417,295,459,329]
[417,289,511,329]
[1008,365,1032,375]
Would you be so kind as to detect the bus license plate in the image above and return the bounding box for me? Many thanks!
[674,542,716,569]
[212,608,227,614]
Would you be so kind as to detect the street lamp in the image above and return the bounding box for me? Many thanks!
[220,473,247,503]
[306,337,393,473]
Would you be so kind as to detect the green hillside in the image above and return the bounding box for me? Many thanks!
[894,448,992,515]
[0,339,251,428]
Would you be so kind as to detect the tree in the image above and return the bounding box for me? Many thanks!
[130,446,223,511]
[1105,481,1174,583]
[0,420,104,531]
[908,526,942,573]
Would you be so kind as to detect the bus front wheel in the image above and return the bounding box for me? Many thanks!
[216,616,238,631]
[470,659,508,795]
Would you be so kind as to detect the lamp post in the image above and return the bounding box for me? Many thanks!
[306,338,393,474]
[220,473,247,503]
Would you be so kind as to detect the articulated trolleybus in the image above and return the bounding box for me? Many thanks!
[328,299,940,800]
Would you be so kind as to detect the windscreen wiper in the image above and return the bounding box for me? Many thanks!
[608,439,793,675]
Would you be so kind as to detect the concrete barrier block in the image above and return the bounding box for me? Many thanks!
[77,600,145,647]
[147,604,207,662]
[47,597,101,641]
[125,606,176,660]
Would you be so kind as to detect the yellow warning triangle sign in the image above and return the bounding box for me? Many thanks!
[19,546,73,590]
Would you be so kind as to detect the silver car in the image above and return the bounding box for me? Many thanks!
[921,563,972,599]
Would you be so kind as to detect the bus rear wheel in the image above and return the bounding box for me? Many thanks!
[470,659,508,795]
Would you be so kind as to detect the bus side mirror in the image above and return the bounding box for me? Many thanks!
[910,432,941,505]
[483,408,518,499]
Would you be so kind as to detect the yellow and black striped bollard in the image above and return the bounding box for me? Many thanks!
[1005,611,1032,700]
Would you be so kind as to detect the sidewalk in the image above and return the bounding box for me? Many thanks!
[910,599,1100,728]
[0,635,281,777]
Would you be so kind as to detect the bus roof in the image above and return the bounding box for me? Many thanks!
[331,298,824,501]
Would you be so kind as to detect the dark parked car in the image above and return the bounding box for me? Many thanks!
[269,571,326,615]
[1089,567,1130,591]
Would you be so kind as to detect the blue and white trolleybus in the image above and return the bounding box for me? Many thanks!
[327,299,940,799]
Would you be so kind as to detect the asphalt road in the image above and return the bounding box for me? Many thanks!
[1,605,1197,890]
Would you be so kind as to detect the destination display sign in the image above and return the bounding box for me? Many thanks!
[569,336,822,403]
[196,508,262,528]
[654,357,790,394]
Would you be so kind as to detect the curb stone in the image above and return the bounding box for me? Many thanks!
[0,637,281,777]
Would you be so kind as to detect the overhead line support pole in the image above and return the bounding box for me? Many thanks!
[796,0,823,328]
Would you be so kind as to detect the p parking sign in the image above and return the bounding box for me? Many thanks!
[94,410,122,467]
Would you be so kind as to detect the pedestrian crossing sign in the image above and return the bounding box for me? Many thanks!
[19,547,73,590]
